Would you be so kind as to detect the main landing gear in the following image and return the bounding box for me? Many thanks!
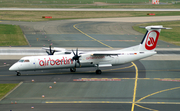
[16,71,21,76]
[70,65,102,74]
[96,64,102,74]
[70,68,76,72]
[96,69,102,74]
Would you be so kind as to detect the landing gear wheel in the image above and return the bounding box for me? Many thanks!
[70,68,76,72]
[96,70,102,74]
[16,72,21,76]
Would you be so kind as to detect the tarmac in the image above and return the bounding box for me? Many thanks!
[0,16,180,111]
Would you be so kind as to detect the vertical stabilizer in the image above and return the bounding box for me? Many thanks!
[138,25,171,51]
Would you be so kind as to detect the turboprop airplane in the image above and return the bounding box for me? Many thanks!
[9,25,170,76]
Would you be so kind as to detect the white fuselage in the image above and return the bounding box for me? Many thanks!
[9,50,156,71]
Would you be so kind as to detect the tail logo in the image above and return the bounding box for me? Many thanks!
[147,37,155,46]
[145,30,160,50]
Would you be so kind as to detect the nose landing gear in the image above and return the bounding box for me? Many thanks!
[16,71,21,76]
[70,68,76,72]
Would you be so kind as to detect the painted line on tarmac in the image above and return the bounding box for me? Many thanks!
[136,86,180,103]
[158,79,180,82]
[135,101,180,111]
[0,81,23,101]
[0,75,14,77]
[73,78,180,82]
[0,64,10,67]
[122,78,180,81]
[135,104,158,111]
[52,40,135,42]
[73,23,113,49]
[131,62,138,111]
[45,101,180,104]
[136,102,180,104]
[46,101,132,104]
[74,78,121,81]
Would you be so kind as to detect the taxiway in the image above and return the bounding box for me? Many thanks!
[0,16,180,111]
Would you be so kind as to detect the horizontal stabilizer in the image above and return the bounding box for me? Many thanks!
[139,26,172,30]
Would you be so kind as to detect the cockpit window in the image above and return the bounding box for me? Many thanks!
[18,59,30,62]
[18,60,24,62]
[24,60,30,62]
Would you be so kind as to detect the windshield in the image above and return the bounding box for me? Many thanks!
[24,60,30,62]
[18,60,24,62]
[18,59,30,62]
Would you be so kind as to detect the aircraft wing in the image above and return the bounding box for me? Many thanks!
[90,52,119,56]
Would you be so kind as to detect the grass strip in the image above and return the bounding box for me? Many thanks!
[0,24,28,46]
[0,11,180,22]
[133,21,180,46]
[0,83,18,99]
[0,0,180,8]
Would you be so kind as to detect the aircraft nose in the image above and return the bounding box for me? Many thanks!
[9,64,19,71]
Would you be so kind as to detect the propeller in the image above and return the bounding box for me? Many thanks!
[72,48,81,68]
[46,45,55,55]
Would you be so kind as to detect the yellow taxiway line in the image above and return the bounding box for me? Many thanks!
[131,62,138,111]
[73,23,113,49]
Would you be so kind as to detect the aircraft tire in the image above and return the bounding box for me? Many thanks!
[96,70,102,74]
[70,68,76,72]
[17,72,21,76]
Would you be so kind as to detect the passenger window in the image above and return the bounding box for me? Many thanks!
[18,60,24,62]
[24,60,30,62]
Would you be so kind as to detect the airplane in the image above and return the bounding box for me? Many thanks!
[9,25,171,76]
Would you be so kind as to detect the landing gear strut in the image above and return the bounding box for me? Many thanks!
[95,64,102,74]
[16,71,21,76]
[70,68,76,72]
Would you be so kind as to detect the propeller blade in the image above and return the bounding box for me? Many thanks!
[72,49,75,56]
[75,60,77,68]
[52,50,56,55]
[46,51,50,55]
[76,48,78,56]
[49,45,52,55]
[44,45,55,55]
[77,60,81,67]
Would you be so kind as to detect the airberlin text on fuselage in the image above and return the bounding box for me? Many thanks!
[38,57,73,66]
